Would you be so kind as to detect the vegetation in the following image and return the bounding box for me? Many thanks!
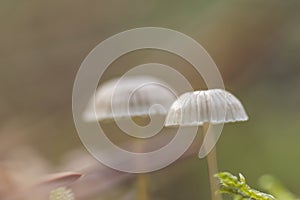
[216,172,275,200]
[49,187,74,200]
[216,172,298,200]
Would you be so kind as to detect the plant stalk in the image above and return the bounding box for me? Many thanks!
[133,116,149,200]
[136,173,148,200]
[203,123,222,200]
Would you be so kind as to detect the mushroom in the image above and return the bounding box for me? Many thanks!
[165,89,248,200]
[41,173,81,200]
[36,172,83,190]
[84,75,176,200]
[7,172,82,200]
[84,76,176,123]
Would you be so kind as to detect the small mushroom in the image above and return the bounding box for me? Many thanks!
[84,75,176,200]
[84,75,176,122]
[7,172,82,200]
[36,172,83,189]
[165,89,248,126]
[165,89,248,200]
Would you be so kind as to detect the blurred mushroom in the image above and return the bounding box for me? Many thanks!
[35,172,81,200]
[84,75,176,122]
[165,89,248,200]
[58,132,203,199]
[8,172,82,200]
[36,172,83,189]
[84,75,176,200]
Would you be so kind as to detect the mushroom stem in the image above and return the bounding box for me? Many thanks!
[136,173,148,200]
[203,123,222,200]
[134,117,149,200]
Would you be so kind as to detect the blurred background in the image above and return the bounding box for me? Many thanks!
[1,0,300,199]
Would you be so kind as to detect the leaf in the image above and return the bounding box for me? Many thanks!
[49,187,75,200]
[215,172,275,200]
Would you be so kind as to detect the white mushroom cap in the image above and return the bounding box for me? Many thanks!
[84,76,176,122]
[165,89,248,126]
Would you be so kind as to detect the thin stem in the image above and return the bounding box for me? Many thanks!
[202,123,222,200]
[133,116,149,200]
[135,140,149,200]
[136,173,148,200]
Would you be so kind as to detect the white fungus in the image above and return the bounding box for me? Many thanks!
[165,89,248,127]
[84,76,176,122]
